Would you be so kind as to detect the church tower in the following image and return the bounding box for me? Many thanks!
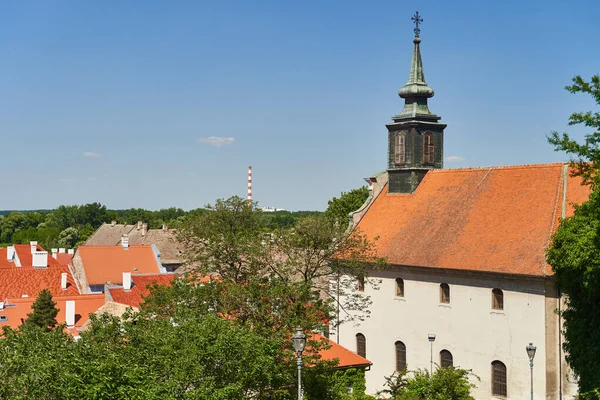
[387,13,446,194]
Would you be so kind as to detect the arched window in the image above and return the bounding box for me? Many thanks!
[395,278,404,297]
[440,283,450,304]
[440,349,453,368]
[492,288,504,310]
[423,132,435,165]
[491,360,507,397]
[395,132,406,165]
[357,276,365,292]
[356,333,366,358]
[395,341,406,371]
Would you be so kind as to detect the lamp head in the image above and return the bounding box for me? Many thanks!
[428,333,436,342]
[292,326,307,354]
[526,342,537,361]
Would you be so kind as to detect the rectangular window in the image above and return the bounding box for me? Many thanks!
[357,276,365,292]
[423,132,435,165]
[395,133,406,165]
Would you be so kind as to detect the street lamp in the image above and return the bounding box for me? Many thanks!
[526,342,536,400]
[428,334,436,375]
[292,326,307,400]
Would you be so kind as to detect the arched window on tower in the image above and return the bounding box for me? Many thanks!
[395,341,406,371]
[440,349,453,368]
[395,132,406,165]
[491,360,507,397]
[356,333,366,358]
[440,283,450,304]
[492,288,504,310]
[423,132,435,165]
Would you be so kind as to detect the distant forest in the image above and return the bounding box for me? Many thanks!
[0,203,322,250]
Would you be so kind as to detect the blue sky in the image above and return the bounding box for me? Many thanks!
[1,0,599,211]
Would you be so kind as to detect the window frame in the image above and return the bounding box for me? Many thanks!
[423,131,435,165]
[395,341,407,371]
[440,283,450,304]
[395,278,405,297]
[491,360,507,397]
[356,333,366,358]
[492,288,504,310]
[395,132,406,165]
[440,349,453,368]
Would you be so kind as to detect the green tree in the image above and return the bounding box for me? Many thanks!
[325,186,370,226]
[379,367,477,400]
[58,227,80,248]
[24,289,60,331]
[546,75,600,393]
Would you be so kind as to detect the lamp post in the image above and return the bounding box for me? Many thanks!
[292,326,307,400]
[428,334,436,375]
[526,342,536,400]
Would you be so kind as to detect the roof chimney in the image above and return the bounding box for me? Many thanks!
[65,300,75,328]
[6,246,15,262]
[137,221,142,230]
[111,220,116,226]
[58,248,66,253]
[142,223,147,237]
[32,251,48,268]
[162,223,168,231]
[61,272,68,290]
[121,234,129,250]
[123,272,132,291]
[51,248,58,259]
[67,249,74,255]
[30,241,38,254]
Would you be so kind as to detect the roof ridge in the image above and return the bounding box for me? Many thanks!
[433,162,566,173]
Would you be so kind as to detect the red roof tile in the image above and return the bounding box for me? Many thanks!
[0,294,105,333]
[55,252,74,265]
[77,245,161,286]
[109,274,179,308]
[310,333,371,369]
[356,164,591,276]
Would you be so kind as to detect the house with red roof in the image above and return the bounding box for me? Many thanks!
[333,29,588,399]
[70,237,167,294]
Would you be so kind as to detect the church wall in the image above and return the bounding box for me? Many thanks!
[333,268,575,399]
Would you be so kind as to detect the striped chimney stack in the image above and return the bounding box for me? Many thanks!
[247,166,252,204]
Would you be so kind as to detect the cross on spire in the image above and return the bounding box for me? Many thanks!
[411,11,423,37]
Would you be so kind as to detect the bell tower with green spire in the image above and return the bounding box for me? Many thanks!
[386,12,446,194]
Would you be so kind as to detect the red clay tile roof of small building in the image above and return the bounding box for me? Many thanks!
[356,164,591,277]
[78,245,161,286]
[311,333,371,369]
[109,274,180,308]
[0,294,106,333]
[55,252,74,265]
[0,244,80,298]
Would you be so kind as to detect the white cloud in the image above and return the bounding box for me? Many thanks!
[196,136,235,147]
[83,152,103,158]
[446,156,465,162]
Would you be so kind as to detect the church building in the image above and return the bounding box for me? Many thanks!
[333,14,589,399]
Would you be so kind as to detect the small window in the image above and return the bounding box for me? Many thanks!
[492,288,504,310]
[440,349,453,368]
[356,333,366,358]
[357,276,365,292]
[0,315,7,322]
[423,132,435,165]
[395,278,404,297]
[492,360,507,397]
[440,283,450,304]
[395,341,407,371]
[395,132,406,165]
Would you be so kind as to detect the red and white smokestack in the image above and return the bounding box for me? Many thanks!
[247,166,252,204]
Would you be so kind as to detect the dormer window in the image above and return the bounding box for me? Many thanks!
[423,132,434,165]
[395,132,406,165]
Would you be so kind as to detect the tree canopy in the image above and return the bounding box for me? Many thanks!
[24,289,59,331]
[325,186,370,226]
[547,75,600,395]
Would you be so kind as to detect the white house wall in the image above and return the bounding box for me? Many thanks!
[333,268,577,399]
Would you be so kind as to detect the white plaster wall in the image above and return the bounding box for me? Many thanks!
[334,269,560,399]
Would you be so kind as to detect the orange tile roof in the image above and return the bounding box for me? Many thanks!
[109,274,180,308]
[55,252,74,265]
[356,164,591,276]
[0,244,80,298]
[78,245,161,286]
[311,333,371,369]
[0,294,106,334]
